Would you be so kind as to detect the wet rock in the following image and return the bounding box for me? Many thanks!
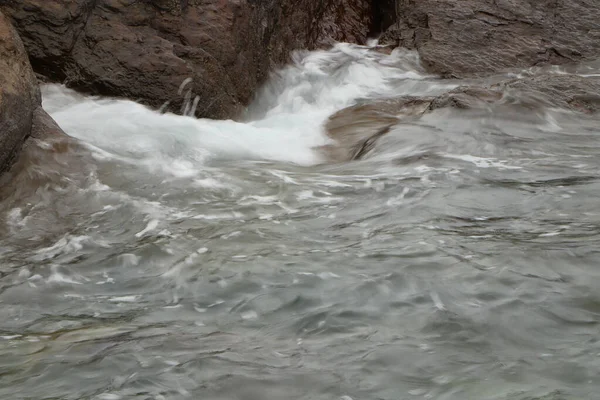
[499,74,600,114]
[0,107,81,204]
[380,0,600,76]
[428,74,600,114]
[322,97,433,161]
[428,86,503,110]
[1,0,374,119]
[0,11,40,174]
[324,73,600,161]
[30,107,68,142]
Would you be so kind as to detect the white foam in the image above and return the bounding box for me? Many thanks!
[135,219,159,238]
[6,208,26,229]
[32,235,94,261]
[443,154,522,170]
[47,268,84,285]
[108,295,140,303]
[42,44,431,174]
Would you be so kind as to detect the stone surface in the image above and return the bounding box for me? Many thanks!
[0,11,41,174]
[380,0,600,77]
[1,0,374,119]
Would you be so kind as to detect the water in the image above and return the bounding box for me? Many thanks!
[1,43,600,399]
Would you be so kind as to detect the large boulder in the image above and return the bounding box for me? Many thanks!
[0,11,40,174]
[380,0,600,77]
[0,0,374,119]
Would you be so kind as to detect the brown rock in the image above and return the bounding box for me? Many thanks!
[0,11,40,174]
[380,0,600,76]
[1,0,374,119]
[30,107,68,142]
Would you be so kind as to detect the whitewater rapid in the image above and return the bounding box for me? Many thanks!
[2,42,600,400]
[43,44,448,170]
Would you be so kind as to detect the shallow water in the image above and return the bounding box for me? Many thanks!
[1,44,600,400]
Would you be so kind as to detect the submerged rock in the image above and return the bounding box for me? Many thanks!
[324,73,600,161]
[322,97,433,161]
[1,0,374,119]
[380,0,600,77]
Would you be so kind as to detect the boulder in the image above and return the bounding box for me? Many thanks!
[1,0,374,119]
[0,106,81,204]
[323,73,600,161]
[322,97,433,161]
[380,0,600,77]
[0,11,40,174]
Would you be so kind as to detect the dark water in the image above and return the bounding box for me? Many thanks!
[1,44,599,399]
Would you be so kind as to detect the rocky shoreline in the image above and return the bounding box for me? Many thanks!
[1,0,600,175]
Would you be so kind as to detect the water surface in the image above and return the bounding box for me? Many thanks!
[1,44,599,400]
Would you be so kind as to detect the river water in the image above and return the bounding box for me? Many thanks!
[1,44,600,400]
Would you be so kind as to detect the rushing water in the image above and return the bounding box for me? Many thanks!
[1,44,600,400]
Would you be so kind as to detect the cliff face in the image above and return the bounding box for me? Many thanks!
[379,0,600,77]
[0,0,374,119]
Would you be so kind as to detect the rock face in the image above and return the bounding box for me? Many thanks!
[0,10,69,178]
[0,11,40,174]
[0,0,374,119]
[381,0,600,77]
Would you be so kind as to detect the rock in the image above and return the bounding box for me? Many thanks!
[321,97,433,161]
[30,107,69,141]
[0,10,69,180]
[323,73,600,161]
[428,86,503,110]
[499,74,600,114]
[0,106,80,204]
[427,74,600,113]
[380,0,600,76]
[0,11,40,174]
[1,0,374,119]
